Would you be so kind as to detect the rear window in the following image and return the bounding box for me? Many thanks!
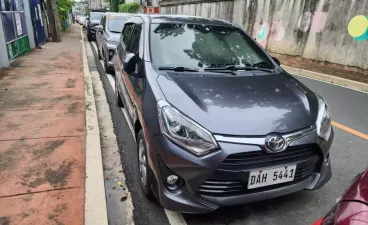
[108,16,130,33]
[90,12,104,20]
[150,23,273,70]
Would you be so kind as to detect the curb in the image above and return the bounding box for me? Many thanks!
[81,29,109,225]
[282,65,368,93]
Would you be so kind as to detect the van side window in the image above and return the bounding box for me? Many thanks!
[122,24,134,49]
[129,25,142,54]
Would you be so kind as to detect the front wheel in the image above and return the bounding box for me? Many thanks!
[87,30,93,42]
[115,80,124,107]
[98,46,102,60]
[137,130,155,200]
[104,58,114,74]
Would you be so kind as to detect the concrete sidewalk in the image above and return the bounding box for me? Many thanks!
[272,52,368,84]
[0,24,85,224]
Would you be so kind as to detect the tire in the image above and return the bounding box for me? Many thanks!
[104,58,114,74]
[137,130,155,200]
[87,28,93,42]
[98,47,102,60]
[115,80,124,107]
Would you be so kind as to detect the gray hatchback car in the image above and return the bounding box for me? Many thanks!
[114,14,334,213]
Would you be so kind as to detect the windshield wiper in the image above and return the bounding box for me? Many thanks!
[158,66,199,72]
[204,65,273,73]
[110,31,120,33]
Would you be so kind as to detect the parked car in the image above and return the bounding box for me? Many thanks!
[83,16,89,29]
[312,168,368,225]
[86,11,105,41]
[78,15,86,25]
[114,14,334,213]
[96,13,132,74]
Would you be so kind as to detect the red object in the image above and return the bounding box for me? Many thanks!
[312,168,368,225]
[144,7,160,14]
[312,218,323,225]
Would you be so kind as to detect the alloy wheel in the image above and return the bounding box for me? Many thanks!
[138,139,147,187]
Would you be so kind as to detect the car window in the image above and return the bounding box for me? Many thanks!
[150,23,274,70]
[108,15,131,33]
[90,12,104,21]
[129,25,142,54]
[122,24,134,49]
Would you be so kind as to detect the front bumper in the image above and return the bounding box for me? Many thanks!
[151,127,333,213]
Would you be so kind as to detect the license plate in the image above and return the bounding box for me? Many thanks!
[248,165,297,189]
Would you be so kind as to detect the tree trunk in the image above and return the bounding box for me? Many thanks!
[46,0,61,42]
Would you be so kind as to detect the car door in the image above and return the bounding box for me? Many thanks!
[116,22,144,125]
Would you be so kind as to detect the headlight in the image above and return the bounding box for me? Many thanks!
[158,101,219,156]
[316,95,331,141]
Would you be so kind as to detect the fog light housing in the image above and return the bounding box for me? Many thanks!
[165,175,183,191]
[166,175,178,185]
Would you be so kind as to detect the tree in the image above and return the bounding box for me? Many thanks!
[46,0,62,42]
[110,0,119,12]
[56,0,74,31]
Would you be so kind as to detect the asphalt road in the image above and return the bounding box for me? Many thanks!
[90,42,368,225]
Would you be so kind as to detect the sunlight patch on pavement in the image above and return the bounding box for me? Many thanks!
[164,209,188,225]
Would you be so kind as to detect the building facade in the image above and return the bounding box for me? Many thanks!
[0,0,35,68]
[88,0,108,10]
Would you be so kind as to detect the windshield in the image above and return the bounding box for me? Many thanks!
[108,16,130,33]
[90,12,104,20]
[150,23,274,70]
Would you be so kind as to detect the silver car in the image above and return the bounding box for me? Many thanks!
[96,13,132,74]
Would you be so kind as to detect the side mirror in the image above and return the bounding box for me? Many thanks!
[123,53,138,75]
[86,16,89,20]
[95,25,103,32]
[272,57,281,66]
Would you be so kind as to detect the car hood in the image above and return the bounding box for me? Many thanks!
[340,168,368,203]
[157,71,319,136]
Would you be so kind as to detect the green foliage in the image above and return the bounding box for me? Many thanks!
[85,7,90,15]
[56,0,74,31]
[119,0,124,4]
[109,0,119,12]
[118,2,140,13]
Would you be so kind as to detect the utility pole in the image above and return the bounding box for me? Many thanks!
[46,0,62,42]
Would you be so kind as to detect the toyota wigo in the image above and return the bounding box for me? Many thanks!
[114,15,334,213]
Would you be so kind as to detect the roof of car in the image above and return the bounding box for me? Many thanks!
[105,12,133,17]
[145,14,232,26]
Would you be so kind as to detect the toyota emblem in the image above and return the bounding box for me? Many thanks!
[265,134,286,153]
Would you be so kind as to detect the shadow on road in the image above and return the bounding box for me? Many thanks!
[184,191,316,225]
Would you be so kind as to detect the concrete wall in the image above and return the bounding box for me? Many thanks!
[160,0,368,69]
[88,0,108,10]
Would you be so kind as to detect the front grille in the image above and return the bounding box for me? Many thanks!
[197,145,321,197]
[198,165,314,197]
[219,145,319,170]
